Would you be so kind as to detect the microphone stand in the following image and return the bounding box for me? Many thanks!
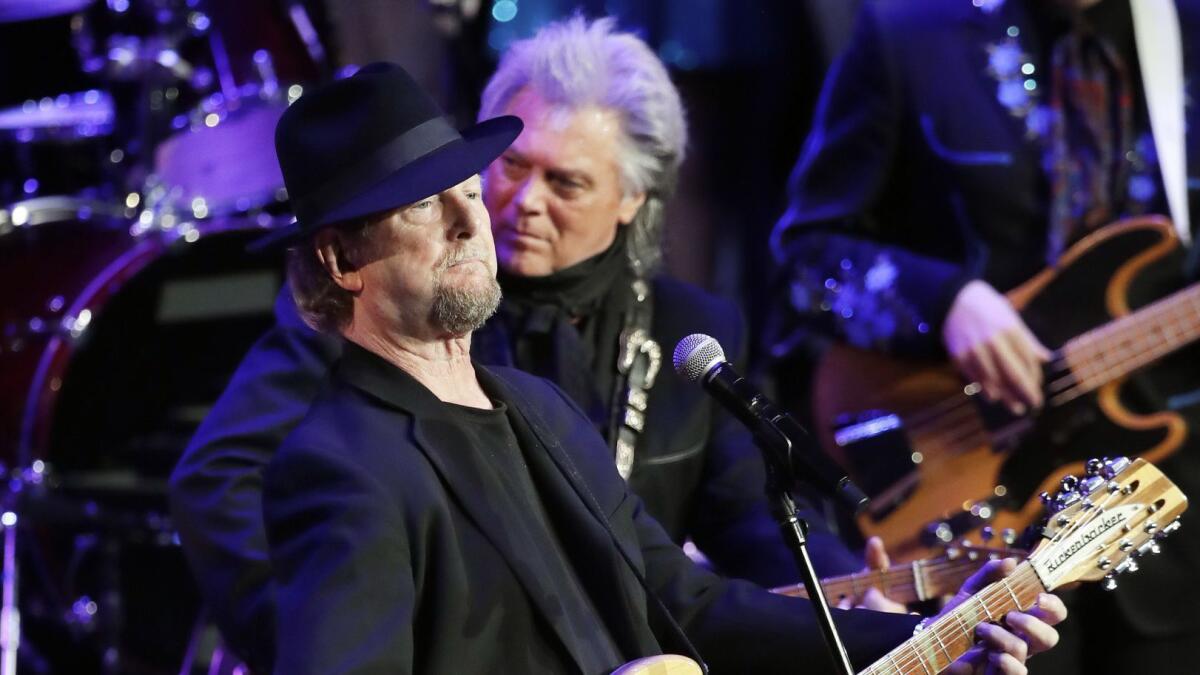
[754,426,856,675]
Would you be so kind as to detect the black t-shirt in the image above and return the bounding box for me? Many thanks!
[444,399,624,674]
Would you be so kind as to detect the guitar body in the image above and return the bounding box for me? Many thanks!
[610,655,703,675]
[812,218,1194,560]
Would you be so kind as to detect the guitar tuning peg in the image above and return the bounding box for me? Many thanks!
[1039,491,1053,505]
[1085,458,1104,476]
[1102,457,1131,479]
[1060,475,1079,493]
[1158,519,1183,538]
[1080,475,1105,495]
[1115,559,1139,575]
[1055,491,1081,512]
[1137,541,1161,557]
[1103,574,1118,591]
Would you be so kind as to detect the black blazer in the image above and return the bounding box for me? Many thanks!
[169,278,846,671]
[263,343,918,674]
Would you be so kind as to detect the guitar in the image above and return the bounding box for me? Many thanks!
[860,456,1187,674]
[812,217,1200,560]
[771,545,1020,605]
[612,655,703,674]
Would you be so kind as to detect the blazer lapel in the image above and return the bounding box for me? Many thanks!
[479,368,661,658]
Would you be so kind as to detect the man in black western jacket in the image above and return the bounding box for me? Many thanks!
[250,62,1062,673]
[770,1,1199,672]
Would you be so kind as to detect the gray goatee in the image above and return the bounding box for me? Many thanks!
[430,275,501,335]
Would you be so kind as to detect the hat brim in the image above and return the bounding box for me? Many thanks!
[249,114,523,252]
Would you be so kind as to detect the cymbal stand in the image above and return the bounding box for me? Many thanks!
[1,506,17,675]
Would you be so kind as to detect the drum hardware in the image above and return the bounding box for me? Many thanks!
[0,460,181,675]
[0,2,321,671]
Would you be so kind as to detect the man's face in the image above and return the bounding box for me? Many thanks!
[484,88,646,277]
[355,175,500,337]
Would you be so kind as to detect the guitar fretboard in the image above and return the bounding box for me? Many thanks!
[860,563,1044,675]
[772,552,1001,605]
[1052,284,1200,406]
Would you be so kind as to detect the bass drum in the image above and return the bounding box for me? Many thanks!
[0,197,286,674]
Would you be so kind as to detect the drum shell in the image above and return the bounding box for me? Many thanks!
[0,205,286,483]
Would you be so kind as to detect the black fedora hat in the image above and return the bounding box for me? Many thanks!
[250,62,522,250]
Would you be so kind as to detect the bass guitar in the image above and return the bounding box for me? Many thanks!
[812,217,1199,560]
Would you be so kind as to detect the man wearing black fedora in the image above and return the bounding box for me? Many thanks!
[169,20,1066,674]
[172,20,856,673]
[177,59,1063,673]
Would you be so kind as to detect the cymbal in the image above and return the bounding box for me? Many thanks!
[0,90,113,141]
[0,0,93,23]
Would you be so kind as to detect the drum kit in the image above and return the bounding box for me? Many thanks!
[0,1,324,672]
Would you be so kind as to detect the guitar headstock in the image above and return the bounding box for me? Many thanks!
[1029,457,1187,591]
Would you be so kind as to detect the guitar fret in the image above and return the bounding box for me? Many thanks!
[913,644,933,675]
[1001,578,1020,606]
[978,595,995,622]
[931,628,952,663]
[912,560,927,601]
[952,611,972,640]
[1066,283,1200,394]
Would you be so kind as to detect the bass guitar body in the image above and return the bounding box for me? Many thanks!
[812,218,1196,560]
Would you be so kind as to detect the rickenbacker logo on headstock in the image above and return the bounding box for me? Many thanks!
[1039,505,1141,578]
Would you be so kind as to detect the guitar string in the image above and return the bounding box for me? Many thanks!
[820,556,996,600]
[885,565,1046,674]
[785,556,982,599]
[1046,290,1200,398]
[881,566,1044,675]
[867,320,1177,510]
[884,480,1141,674]
[1048,311,1200,405]
[897,287,1198,442]
[882,575,1041,675]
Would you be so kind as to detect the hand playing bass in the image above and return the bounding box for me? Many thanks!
[941,558,1066,675]
[943,280,1051,415]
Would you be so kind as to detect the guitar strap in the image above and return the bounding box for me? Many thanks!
[609,277,661,480]
[1131,0,1190,244]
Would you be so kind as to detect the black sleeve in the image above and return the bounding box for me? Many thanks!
[770,2,974,356]
[538,378,918,674]
[629,488,919,674]
[167,288,340,672]
[263,443,414,675]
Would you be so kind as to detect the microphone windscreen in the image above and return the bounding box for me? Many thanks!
[673,333,725,382]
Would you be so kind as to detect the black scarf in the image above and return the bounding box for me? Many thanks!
[489,228,635,439]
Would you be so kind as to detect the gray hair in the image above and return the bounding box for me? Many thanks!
[479,15,687,275]
[287,217,381,334]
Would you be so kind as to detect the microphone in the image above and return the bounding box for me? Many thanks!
[673,334,868,513]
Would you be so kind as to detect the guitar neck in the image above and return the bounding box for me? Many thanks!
[772,552,999,605]
[859,563,1044,675]
[1061,283,1200,399]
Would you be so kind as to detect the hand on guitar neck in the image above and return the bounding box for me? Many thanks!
[935,558,1066,675]
[839,537,908,612]
[943,280,1052,416]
